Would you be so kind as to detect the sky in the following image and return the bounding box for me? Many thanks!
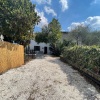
[30,0,100,32]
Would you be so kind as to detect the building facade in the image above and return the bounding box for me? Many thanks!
[29,40,50,54]
[29,31,69,54]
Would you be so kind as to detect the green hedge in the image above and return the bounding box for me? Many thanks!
[61,46,100,74]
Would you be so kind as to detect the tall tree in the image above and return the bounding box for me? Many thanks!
[35,25,49,43]
[70,25,90,45]
[0,0,40,46]
[35,18,62,44]
[48,18,62,44]
[47,18,62,56]
[84,31,100,45]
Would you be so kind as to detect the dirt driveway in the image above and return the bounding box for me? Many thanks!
[0,55,100,100]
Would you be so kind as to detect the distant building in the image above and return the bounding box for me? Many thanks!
[29,40,50,54]
[29,31,69,54]
[61,31,69,41]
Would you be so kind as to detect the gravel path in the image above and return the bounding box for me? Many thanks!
[0,55,100,100]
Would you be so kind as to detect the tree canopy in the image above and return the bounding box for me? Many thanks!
[0,0,40,46]
[70,25,90,45]
[48,18,62,44]
[84,31,100,45]
[35,25,49,43]
[35,18,62,44]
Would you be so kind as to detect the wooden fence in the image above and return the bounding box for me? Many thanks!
[0,41,24,73]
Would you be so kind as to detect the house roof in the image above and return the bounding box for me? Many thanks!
[61,31,69,34]
[61,31,69,40]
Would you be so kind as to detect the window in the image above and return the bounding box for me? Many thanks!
[34,46,40,51]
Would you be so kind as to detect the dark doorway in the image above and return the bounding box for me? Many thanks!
[44,47,47,54]
[34,46,40,51]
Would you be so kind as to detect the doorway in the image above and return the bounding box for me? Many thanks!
[44,47,47,54]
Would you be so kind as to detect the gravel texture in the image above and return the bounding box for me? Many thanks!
[0,55,100,100]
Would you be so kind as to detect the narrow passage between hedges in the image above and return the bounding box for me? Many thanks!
[0,55,100,100]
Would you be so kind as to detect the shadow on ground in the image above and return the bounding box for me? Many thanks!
[46,57,100,100]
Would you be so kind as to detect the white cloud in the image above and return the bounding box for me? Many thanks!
[59,0,68,12]
[67,16,100,31]
[67,22,84,31]
[44,6,57,16]
[35,9,48,28]
[85,16,100,29]
[32,0,51,5]
[91,0,100,5]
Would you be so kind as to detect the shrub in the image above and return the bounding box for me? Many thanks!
[61,46,100,74]
[49,42,63,56]
[49,40,75,56]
